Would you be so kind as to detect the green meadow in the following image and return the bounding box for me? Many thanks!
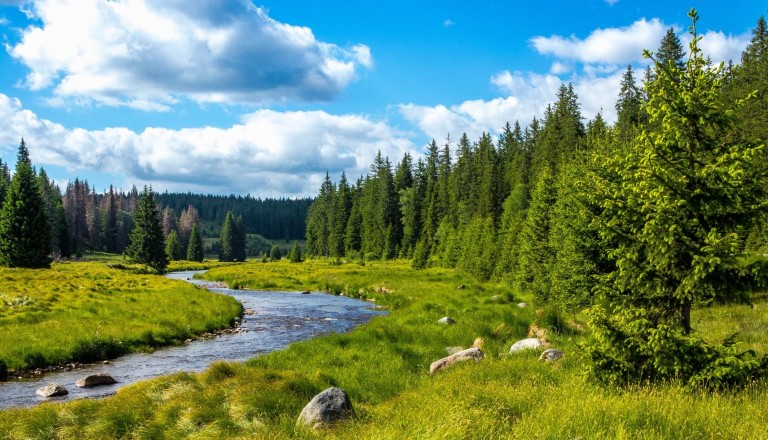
[0,262,242,372]
[1,259,767,438]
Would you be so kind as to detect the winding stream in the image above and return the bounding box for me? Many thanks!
[0,270,385,409]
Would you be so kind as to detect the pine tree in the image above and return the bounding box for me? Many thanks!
[656,28,686,72]
[615,64,643,141]
[186,223,204,262]
[165,230,183,261]
[269,243,282,261]
[126,186,168,272]
[0,139,52,268]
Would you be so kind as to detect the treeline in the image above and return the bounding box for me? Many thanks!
[307,13,768,388]
[155,192,311,240]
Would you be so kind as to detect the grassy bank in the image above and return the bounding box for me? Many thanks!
[0,262,242,371]
[1,260,767,438]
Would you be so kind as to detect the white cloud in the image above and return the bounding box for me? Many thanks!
[0,93,412,197]
[530,18,667,64]
[443,19,455,28]
[688,30,750,65]
[549,61,572,75]
[8,0,372,109]
[604,0,619,5]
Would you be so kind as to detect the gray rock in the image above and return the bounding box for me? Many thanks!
[430,347,485,375]
[297,387,355,429]
[517,302,529,308]
[36,384,68,397]
[438,316,456,325]
[509,338,545,353]
[539,349,564,362]
[75,373,117,388]
[456,284,466,290]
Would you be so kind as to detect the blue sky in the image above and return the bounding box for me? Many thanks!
[0,0,765,197]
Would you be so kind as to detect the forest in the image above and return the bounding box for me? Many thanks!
[305,13,768,387]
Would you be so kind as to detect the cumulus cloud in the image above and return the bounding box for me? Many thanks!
[688,30,750,65]
[7,0,372,109]
[0,93,412,197]
[530,18,667,64]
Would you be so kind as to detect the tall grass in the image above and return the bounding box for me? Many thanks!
[0,262,242,370]
[1,259,766,438]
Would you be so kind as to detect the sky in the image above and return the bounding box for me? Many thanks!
[0,1,765,198]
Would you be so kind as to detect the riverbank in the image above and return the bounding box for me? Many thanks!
[0,262,242,374]
[2,259,767,438]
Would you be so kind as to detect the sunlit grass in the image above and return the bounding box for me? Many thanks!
[1,259,767,439]
[0,262,242,370]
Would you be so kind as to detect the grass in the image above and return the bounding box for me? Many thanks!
[0,262,242,371]
[0,259,767,438]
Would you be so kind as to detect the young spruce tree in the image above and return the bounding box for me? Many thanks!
[186,223,204,262]
[586,10,768,389]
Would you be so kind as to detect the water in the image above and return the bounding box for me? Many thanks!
[0,270,385,409]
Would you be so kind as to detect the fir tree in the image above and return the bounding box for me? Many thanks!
[126,186,168,272]
[186,223,204,262]
[0,139,52,268]
[269,243,282,261]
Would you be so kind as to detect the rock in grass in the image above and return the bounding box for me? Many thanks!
[36,384,68,397]
[297,387,355,429]
[430,347,485,375]
[517,302,529,308]
[438,316,456,325]
[539,349,564,362]
[75,373,117,388]
[509,338,545,353]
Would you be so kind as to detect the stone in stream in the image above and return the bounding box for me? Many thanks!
[36,384,68,397]
[430,347,485,375]
[539,349,564,362]
[509,338,545,354]
[438,316,456,325]
[75,373,117,388]
[297,387,355,429]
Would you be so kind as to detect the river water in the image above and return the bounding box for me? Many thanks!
[0,270,385,409]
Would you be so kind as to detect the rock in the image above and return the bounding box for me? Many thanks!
[517,302,529,308]
[438,316,456,325]
[509,338,545,353]
[75,373,117,388]
[539,349,564,362]
[301,291,311,294]
[456,284,466,290]
[36,384,68,397]
[297,387,355,429]
[430,347,485,375]
[102,360,110,365]
[472,337,485,348]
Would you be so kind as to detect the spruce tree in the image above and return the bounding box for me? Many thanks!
[288,240,303,263]
[219,211,235,262]
[269,243,281,261]
[0,139,52,268]
[165,230,182,261]
[586,10,768,388]
[656,28,686,72]
[126,186,168,272]
[232,215,247,262]
[186,223,204,262]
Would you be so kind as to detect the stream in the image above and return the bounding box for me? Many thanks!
[0,270,385,409]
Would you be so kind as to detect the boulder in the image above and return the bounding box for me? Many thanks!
[430,347,485,375]
[539,349,564,362]
[75,373,117,388]
[297,387,355,429]
[509,338,545,353]
[36,384,68,397]
[456,284,466,290]
[517,302,529,308]
[438,316,456,325]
